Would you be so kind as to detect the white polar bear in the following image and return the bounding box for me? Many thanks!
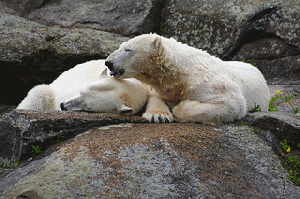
[105,33,270,124]
[17,59,150,115]
[60,75,150,114]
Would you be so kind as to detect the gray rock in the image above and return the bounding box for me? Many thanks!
[0,14,128,105]
[162,0,300,83]
[0,110,146,168]
[1,0,166,36]
[1,123,299,198]
[244,112,300,146]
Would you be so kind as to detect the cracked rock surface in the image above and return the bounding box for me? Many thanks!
[1,121,300,198]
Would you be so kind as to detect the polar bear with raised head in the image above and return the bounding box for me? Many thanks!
[17,59,150,115]
[105,33,270,124]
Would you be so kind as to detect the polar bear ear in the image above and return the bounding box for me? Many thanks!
[101,68,109,76]
[152,36,163,52]
[119,104,133,115]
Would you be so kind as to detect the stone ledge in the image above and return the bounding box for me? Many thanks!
[0,110,146,167]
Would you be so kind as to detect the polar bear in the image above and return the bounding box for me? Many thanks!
[17,59,150,115]
[60,75,150,114]
[105,33,270,124]
[17,60,108,110]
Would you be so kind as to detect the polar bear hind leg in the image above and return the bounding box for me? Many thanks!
[17,85,56,110]
[172,97,247,125]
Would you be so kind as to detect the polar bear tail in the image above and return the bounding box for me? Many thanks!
[17,84,56,110]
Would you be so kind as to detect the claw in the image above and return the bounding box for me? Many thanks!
[142,112,174,123]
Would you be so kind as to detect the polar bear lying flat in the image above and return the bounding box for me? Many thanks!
[105,33,270,124]
[60,74,150,114]
[17,59,150,115]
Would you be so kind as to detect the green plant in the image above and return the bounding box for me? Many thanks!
[285,156,300,185]
[240,121,250,126]
[284,91,300,114]
[280,140,300,185]
[269,90,282,111]
[268,90,299,114]
[285,156,300,170]
[56,133,64,143]
[250,104,261,113]
[252,127,260,133]
[32,145,43,156]
[280,139,290,153]
[288,170,300,185]
[241,59,256,67]
[5,159,20,169]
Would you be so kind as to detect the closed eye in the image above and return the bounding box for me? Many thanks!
[125,49,132,52]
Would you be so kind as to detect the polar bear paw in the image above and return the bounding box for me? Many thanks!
[142,110,174,123]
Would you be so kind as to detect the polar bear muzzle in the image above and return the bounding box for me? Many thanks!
[105,61,124,78]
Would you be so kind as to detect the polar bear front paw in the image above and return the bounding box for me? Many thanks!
[142,111,174,123]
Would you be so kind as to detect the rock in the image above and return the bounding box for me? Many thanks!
[0,1,16,15]
[248,112,300,146]
[1,0,166,36]
[162,0,300,83]
[0,14,129,105]
[1,123,300,198]
[0,0,43,16]
[0,110,146,168]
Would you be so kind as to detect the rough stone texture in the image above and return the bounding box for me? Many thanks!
[0,0,166,36]
[1,123,299,198]
[0,14,128,105]
[0,110,146,168]
[0,1,300,197]
[243,111,300,146]
[162,0,300,83]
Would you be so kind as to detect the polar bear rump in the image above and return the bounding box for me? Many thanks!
[17,84,55,110]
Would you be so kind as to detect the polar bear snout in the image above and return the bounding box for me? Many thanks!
[105,61,125,78]
[105,61,113,70]
[60,102,67,111]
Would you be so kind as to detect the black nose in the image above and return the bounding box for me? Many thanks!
[60,103,67,111]
[105,61,114,70]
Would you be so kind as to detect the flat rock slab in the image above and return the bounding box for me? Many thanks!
[1,123,300,198]
[0,110,146,167]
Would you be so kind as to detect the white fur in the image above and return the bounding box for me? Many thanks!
[17,60,108,110]
[17,59,150,114]
[106,34,270,124]
[60,76,150,114]
[17,84,56,110]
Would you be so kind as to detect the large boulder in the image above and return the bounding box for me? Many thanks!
[1,121,300,198]
[162,0,300,84]
[0,104,299,198]
[0,14,128,105]
[0,0,166,36]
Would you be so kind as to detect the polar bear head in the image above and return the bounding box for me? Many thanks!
[105,33,166,80]
[60,75,134,114]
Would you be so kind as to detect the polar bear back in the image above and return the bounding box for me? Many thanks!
[51,59,108,109]
[160,36,270,111]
